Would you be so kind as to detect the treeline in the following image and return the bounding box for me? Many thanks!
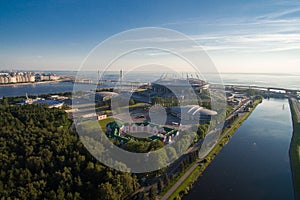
[0,92,73,105]
[0,104,139,200]
[136,150,200,199]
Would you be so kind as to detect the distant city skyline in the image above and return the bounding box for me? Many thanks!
[1,0,300,73]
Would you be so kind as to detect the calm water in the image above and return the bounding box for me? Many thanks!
[0,82,94,97]
[218,73,300,90]
[0,73,296,198]
[184,98,294,200]
[74,71,300,90]
[0,72,300,98]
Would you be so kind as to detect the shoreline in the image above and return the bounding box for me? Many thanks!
[288,98,300,200]
[0,80,72,87]
[160,98,262,200]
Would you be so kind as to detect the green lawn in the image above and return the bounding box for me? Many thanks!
[98,117,116,131]
[124,102,151,109]
[289,98,300,200]
[79,117,116,132]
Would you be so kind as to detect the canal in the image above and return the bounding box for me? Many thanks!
[184,98,294,200]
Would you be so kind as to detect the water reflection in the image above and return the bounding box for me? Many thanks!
[184,98,294,200]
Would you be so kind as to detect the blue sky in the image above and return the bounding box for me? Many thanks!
[1,0,300,73]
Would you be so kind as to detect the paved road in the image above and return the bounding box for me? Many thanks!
[160,161,199,200]
[160,111,249,200]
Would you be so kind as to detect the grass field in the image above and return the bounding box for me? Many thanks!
[79,117,116,132]
[165,99,262,200]
[98,117,116,130]
[289,98,300,200]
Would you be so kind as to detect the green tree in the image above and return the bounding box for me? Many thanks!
[2,96,9,107]
[0,103,141,200]
[148,185,157,200]
[129,99,135,105]
[98,182,118,200]
[157,178,164,192]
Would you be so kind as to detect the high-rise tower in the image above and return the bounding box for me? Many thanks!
[120,69,123,82]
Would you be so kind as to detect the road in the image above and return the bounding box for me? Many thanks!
[160,161,200,200]
[291,98,300,123]
[160,108,250,200]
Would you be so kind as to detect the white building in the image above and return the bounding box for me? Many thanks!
[121,123,159,135]
[9,76,17,83]
[170,105,217,124]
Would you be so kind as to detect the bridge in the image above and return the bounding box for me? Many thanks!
[71,78,300,97]
[72,79,148,86]
[225,84,300,95]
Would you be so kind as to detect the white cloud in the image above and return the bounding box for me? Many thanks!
[257,7,300,19]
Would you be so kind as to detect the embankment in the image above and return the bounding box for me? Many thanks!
[289,98,300,200]
[163,98,262,200]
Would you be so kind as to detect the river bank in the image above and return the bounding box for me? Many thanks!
[0,79,72,87]
[289,98,300,200]
[182,98,294,200]
[160,98,262,200]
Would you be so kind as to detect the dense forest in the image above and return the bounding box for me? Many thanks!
[0,103,139,200]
